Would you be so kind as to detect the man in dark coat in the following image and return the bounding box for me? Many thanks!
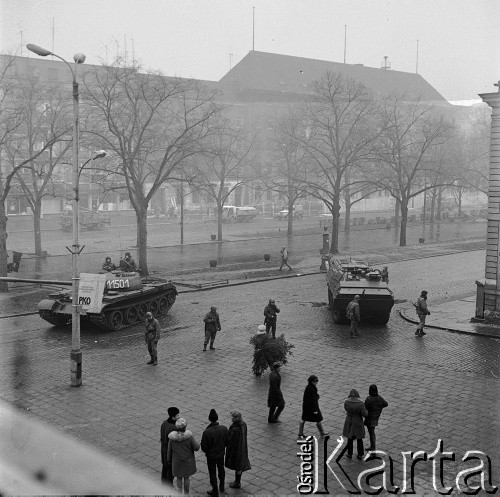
[264,299,281,338]
[102,256,117,272]
[267,361,285,423]
[201,409,229,496]
[144,311,160,365]
[346,295,361,338]
[203,306,221,351]
[160,406,180,484]
[415,290,430,336]
[364,384,388,452]
[298,375,327,437]
[225,411,251,489]
[343,388,368,459]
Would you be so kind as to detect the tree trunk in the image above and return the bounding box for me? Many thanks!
[430,190,436,224]
[394,199,400,228]
[217,203,223,241]
[343,174,351,232]
[399,201,409,247]
[287,195,294,236]
[436,190,442,221]
[0,200,9,292]
[329,200,341,254]
[136,209,149,275]
[33,199,43,256]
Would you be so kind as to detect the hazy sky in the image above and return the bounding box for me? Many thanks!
[1,0,498,101]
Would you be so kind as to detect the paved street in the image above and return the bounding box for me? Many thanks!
[0,250,499,494]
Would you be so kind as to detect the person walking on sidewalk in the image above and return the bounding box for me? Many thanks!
[415,290,430,336]
[168,418,200,495]
[264,299,281,338]
[201,409,229,496]
[160,406,181,484]
[144,311,160,365]
[342,388,368,460]
[225,411,251,489]
[364,384,388,452]
[203,306,221,351]
[346,295,361,338]
[298,375,328,438]
[268,361,285,423]
[278,245,292,271]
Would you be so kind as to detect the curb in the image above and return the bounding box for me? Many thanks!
[398,308,500,340]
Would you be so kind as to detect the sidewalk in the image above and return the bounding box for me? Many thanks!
[400,296,500,339]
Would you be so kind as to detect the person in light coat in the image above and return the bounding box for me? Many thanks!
[342,389,368,460]
[167,418,200,494]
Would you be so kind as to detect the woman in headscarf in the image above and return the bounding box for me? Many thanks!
[342,389,368,460]
[224,411,251,489]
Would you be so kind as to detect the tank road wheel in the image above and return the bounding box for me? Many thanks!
[158,297,169,315]
[107,310,124,330]
[124,306,138,325]
[137,303,148,321]
[149,300,159,316]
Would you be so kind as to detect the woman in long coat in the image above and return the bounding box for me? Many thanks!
[342,389,368,460]
[225,411,251,489]
[167,418,200,494]
[298,375,327,437]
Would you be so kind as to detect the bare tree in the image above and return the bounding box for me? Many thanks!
[370,96,454,246]
[267,109,309,236]
[8,78,71,255]
[0,56,68,290]
[298,72,380,253]
[189,118,255,240]
[82,61,222,274]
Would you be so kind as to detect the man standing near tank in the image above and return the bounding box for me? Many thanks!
[203,306,221,351]
[415,290,430,336]
[145,311,160,365]
[346,295,361,338]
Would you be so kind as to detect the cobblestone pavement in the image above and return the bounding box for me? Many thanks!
[0,251,499,495]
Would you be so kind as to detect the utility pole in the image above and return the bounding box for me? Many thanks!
[344,25,347,63]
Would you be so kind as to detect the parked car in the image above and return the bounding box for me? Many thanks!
[222,206,259,223]
[60,209,111,231]
[277,205,304,220]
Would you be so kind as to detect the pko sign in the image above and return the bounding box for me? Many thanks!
[296,436,497,495]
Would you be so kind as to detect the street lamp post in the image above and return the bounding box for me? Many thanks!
[27,43,90,387]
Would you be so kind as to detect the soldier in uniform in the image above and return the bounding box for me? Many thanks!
[415,290,430,336]
[346,295,361,338]
[102,256,117,272]
[120,251,137,271]
[144,311,160,365]
[263,299,280,338]
[203,306,221,351]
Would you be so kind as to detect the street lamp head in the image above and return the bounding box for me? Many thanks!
[26,43,52,57]
[73,53,86,64]
[94,150,106,159]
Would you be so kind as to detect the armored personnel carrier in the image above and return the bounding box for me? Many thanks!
[324,256,394,325]
[38,271,177,331]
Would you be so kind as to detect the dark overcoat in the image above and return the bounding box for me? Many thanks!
[160,418,177,466]
[364,395,388,427]
[302,383,323,422]
[342,397,368,439]
[225,420,251,472]
[267,370,285,408]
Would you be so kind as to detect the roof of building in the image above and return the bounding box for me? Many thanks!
[219,51,447,102]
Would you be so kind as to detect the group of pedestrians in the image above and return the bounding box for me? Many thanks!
[160,408,251,495]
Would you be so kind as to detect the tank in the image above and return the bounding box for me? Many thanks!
[37,271,177,331]
[324,256,394,325]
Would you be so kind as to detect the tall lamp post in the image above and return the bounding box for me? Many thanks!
[27,43,90,387]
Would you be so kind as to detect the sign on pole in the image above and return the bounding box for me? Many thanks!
[78,273,107,313]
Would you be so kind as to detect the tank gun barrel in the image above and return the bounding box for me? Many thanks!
[0,277,72,286]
